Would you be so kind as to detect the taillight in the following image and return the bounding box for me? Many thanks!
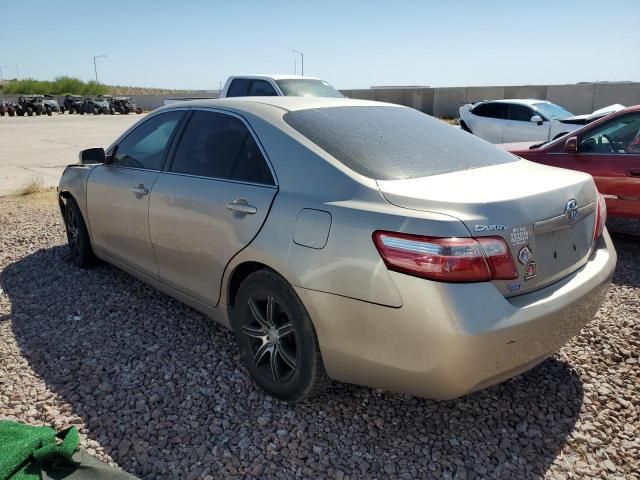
[594,193,607,241]
[372,231,518,283]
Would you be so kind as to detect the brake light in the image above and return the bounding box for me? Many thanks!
[372,231,518,283]
[594,193,607,241]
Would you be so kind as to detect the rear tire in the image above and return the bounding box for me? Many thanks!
[63,196,97,268]
[232,269,328,402]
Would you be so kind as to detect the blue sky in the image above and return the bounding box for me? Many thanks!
[2,0,639,90]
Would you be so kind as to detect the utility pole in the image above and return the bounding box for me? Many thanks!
[93,54,107,83]
[292,50,304,76]
[0,65,8,85]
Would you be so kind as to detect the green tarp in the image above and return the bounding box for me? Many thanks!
[0,421,139,480]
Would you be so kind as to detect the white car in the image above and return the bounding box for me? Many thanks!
[220,74,343,98]
[459,99,624,143]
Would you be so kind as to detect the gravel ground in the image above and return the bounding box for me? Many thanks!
[0,193,638,480]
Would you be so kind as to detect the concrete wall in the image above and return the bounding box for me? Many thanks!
[358,82,639,117]
[2,82,638,115]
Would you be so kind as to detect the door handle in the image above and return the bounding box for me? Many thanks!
[226,199,257,215]
[131,184,149,196]
[629,169,640,177]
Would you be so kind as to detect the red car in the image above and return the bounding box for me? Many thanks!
[501,105,640,219]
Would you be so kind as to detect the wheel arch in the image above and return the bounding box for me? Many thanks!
[226,261,279,309]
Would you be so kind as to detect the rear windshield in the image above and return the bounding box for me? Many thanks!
[284,106,517,180]
[276,79,343,98]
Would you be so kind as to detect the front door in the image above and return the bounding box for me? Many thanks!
[149,109,277,306]
[544,112,640,218]
[86,110,185,277]
[503,104,548,143]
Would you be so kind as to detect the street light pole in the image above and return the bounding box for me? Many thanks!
[93,54,107,83]
[292,50,304,76]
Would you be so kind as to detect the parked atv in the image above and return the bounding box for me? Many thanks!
[112,96,142,114]
[0,98,17,117]
[82,97,111,115]
[17,95,52,116]
[97,95,116,114]
[43,94,62,113]
[63,94,84,114]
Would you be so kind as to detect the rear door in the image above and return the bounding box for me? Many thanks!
[148,109,277,306]
[544,112,640,218]
[86,110,185,278]
[503,104,548,142]
[469,102,509,143]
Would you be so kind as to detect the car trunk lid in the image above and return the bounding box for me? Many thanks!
[377,160,598,296]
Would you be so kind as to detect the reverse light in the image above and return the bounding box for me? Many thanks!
[594,193,607,241]
[373,231,518,283]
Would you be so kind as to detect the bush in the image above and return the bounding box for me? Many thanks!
[2,76,110,95]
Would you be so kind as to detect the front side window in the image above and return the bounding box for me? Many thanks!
[170,110,274,185]
[247,80,278,96]
[284,106,517,180]
[509,104,535,122]
[276,79,343,98]
[112,111,184,170]
[579,113,640,154]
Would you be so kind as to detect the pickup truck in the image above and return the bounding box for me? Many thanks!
[219,74,343,98]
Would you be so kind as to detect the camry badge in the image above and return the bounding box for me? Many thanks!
[474,224,509,232]
[518,246,532,265]
[565,199,579,223]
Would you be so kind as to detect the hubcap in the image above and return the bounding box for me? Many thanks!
[242,295,297,383]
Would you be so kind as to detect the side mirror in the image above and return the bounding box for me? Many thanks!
[79,147,105,165]
[530,115,543,125]
[563,136,578,153]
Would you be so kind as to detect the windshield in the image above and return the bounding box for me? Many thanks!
[276,79,343,98]
[284,106,517,180]
[533,102,573,120]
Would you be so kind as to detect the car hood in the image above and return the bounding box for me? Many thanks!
[560,104,625,123]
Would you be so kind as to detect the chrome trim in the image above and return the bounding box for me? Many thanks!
[158,170,278,189]
[533,202,596,234]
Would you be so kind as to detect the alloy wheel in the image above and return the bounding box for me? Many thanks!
[241,295,297,383]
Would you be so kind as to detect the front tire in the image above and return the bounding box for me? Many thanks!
[232,269,327,402]
[63,196,96,268]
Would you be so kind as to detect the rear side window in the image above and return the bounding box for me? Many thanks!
[169,110,274,185]
[284,106,517,180]
[247,80,278,96]
[226,79,250,97]
[113,111,184,170]
[472,102,508,119]
[508,104,534,122]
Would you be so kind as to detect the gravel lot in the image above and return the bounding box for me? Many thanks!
[0,193,638,479]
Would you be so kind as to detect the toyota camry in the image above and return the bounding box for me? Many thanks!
[57,97,616,402]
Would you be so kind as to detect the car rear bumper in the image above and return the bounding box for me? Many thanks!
[296,230,616,400]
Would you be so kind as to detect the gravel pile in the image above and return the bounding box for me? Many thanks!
[1,193,638,480]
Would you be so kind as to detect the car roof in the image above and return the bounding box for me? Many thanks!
[160,96,390,114]
[484,99,547,106]
[227,74,324,81]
